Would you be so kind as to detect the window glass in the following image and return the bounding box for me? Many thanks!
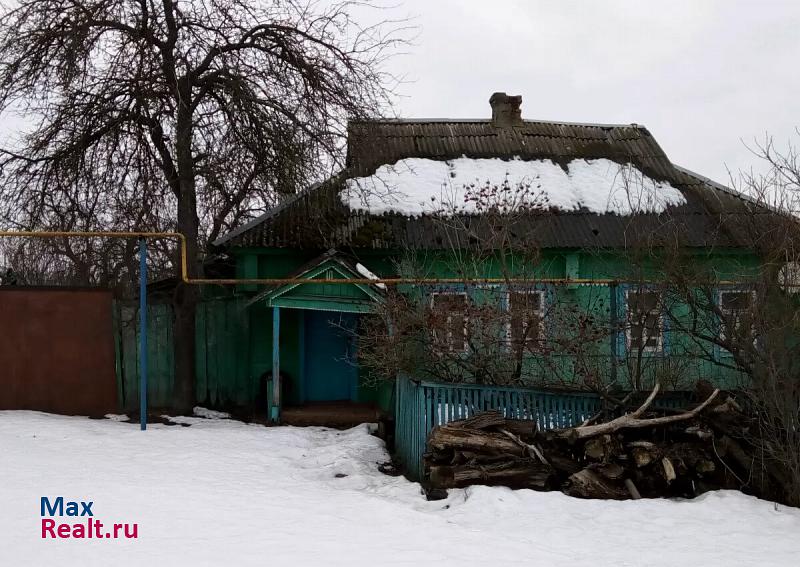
[508,290,544,348]
[719,290,755,340]
[627,290,662,352]
[430,292,468,352]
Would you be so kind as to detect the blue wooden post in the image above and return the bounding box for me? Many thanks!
[609,282,618,387]
[271,306,281,422]
[297,311,305,404]
[138,237,148,431]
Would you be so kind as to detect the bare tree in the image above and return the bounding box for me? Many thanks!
[655,136,800,504]
[0,0,407,410]
[354,148,800,501]
[356,174,694,394]
[356,178,615,389]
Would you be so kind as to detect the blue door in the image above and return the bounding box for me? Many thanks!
[304,311,358,401]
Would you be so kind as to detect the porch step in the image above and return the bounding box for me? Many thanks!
[281,402,384,428]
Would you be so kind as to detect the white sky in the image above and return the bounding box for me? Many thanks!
[385,0,800,184]
[1,1,797,188]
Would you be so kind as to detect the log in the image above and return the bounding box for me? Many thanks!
[584,437,607,460]
[592,462,625,480]
[714,436,749,471]
[429,461,553,490]
[548,454,583,475]
[558,386,720,441]
[695,459,716,475]
[626,440,657,450]
[624,478,642,499]
[449,411,507,431]
[451,451,515,465]
[662,457,676,483]
[632,447,656,468]
[499,428,549,465]
[581,391,636,427]
[501,419,538,438]
[685,426,713,440]
[428,426,523,455]
[714,435,783,495]
[563,468,630,500]
[420,386,782,504]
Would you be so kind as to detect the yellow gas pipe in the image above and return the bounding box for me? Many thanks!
[0,230,746,287]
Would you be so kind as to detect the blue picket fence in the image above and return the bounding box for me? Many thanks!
[394,376,603,481]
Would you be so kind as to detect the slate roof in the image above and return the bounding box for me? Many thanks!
[214,117,773,251]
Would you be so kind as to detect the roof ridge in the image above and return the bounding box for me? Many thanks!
[671,164,764,209]
[349,117,648,130]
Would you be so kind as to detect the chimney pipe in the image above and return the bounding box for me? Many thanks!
[490,92,522,127]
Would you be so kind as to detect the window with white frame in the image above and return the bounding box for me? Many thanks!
[626,289,663,353]
[430,292,468,353]
[718,289,756,342]
[779,262,800,294]
[507,290,546,349]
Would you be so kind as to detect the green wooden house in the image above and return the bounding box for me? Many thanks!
[210,92,775,424]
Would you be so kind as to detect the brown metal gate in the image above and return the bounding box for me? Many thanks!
[0,287,118,415]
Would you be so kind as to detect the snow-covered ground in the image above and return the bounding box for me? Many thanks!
[2,411,799,566]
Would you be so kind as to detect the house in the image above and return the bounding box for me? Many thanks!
[212,92,778,424]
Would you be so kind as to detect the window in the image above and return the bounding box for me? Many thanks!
[718,290,755,341]
[430,292,468,353]
[507,290,545,349]
[626,290,663,353]
[779,262,800,294]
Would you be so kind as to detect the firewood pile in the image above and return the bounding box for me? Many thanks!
[424,382,784,501]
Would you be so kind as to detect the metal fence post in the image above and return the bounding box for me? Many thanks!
[139,237,148,431]
[271,306,281,422]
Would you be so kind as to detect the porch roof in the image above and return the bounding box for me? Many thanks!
[246,250,385,313]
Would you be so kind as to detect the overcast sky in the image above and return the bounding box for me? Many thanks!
[385,0,800,184]
[1,1,796,188]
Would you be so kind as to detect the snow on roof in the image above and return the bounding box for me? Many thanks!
[355,262,386,290]
[342,157,687,217]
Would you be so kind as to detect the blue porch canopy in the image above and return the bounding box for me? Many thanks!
[246,250,385,422]
[246,249,385,314]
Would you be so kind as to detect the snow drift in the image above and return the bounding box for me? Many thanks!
[1,411,798,566]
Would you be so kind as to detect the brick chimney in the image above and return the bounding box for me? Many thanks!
[490,92,522,127]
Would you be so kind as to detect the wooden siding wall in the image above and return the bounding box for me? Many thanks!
[112,247,760,411]
[116,299,252,411]
[115,298,389,411]
[117,302,175,409]
[196,300,252,406]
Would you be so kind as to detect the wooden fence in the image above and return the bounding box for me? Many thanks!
[115,297,252,410]
[394,376,603,481]
[394,376,696,481]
